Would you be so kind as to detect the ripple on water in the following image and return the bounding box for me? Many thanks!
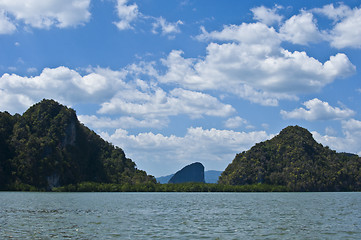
[0,192,361,239]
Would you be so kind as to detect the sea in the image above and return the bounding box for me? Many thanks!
[0,192,360,239]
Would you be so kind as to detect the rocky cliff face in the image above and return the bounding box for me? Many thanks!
[168,162,205,184]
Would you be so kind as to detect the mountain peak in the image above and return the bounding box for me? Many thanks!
[24,99,76,121]
[219,125,361,191]
[277,125,314,141]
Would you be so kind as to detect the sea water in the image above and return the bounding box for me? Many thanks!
[1,192,360,239]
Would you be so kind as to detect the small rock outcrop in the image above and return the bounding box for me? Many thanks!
[168,162,205,184]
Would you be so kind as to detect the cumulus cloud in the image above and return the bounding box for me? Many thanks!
[0,89,33,114]
[0,0,91,30]
[328,7,361,49]
[251,5,283,26]
[0,64,234,129]
[0,66,134,114]
[101,127,271,176]
[160,23,355,105]
[113,0,139,30]
[281,98,355,121]
[98,87,235,118]
[0,66,127,108]
[197,22,281,48]
[152,16,183,36]
[313,4,361,49]
[0,9,16,34]
[313,119,361,156]
[0,66,83,110]
[280,11,324,45]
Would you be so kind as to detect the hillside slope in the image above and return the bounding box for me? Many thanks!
[0,99,155,190]
[219,126,361,191]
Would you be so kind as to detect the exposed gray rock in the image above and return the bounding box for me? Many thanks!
[47,174,60,190]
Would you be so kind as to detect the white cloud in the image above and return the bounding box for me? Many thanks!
[161,24,355,106]
[0,66,127,112]
[73,72,108,95]
[280,11,324,45]
[0,9,16,34]
[251,5,283,26]
[0,65,235,129]
[281,98,355,121]
[152,16,183,36]
[313,3,352,21]
[79,115,168,130]
[113,1,183,37]
[197,22,281,48]
[113,0,139,30]
[0,89,33,114]
[0,66,82,103]
[101,127,271,176]
[313,4,361,49]
[0,0,91,29]
[224,116,248,129]
[98,87,235,118]
[329,7,361,49]
[313,119,361,156]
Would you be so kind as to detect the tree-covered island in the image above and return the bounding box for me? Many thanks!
[1,100,360,192]
[0,99,155,191]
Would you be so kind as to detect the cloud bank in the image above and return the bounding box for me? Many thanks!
[101,127,271,176]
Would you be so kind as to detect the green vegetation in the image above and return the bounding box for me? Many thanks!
[219,126,361,191]
[52,182,288,192]
[0,99,155,191]
[2,101,360,192]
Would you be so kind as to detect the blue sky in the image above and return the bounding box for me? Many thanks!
[1,0,361,177]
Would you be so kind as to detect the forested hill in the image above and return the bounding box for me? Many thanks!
[219,126,361,191]
[0,99,155,191]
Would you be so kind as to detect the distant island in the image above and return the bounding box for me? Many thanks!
[157,170,222,184]
[168,162,205,184]
[1,100,360,192]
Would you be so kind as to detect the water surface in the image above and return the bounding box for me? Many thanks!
[1,192,360,239]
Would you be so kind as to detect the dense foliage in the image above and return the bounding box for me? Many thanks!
[219,126,361,191]
[52,182,288,192]
[0,99,155,191]
[2,103,360,193]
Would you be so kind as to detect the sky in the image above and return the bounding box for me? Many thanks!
[0,0,361,177]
